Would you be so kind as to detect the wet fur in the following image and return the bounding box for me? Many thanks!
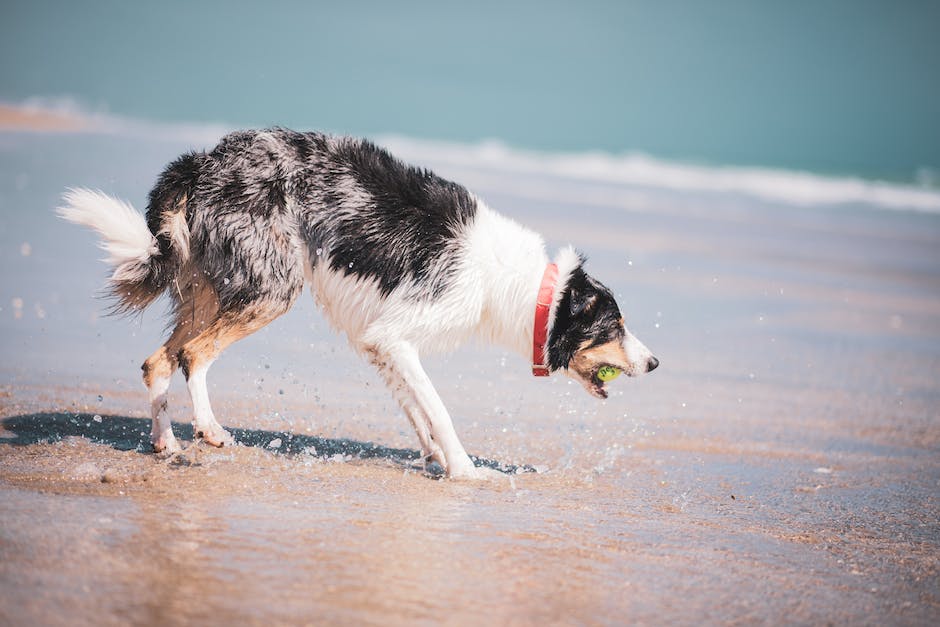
[60,128,657,478]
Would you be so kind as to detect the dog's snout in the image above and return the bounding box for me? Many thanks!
[647,356,660,372]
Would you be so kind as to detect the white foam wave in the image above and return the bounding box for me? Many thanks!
[378,136,940,214]
[5,100,938,213]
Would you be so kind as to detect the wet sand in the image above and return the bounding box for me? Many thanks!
[1,123,939,625]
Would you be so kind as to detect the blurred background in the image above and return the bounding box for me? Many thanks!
[2,0,939,181]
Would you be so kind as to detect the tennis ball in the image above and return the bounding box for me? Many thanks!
[597,366,621,382]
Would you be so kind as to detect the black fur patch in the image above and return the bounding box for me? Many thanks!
[299,134,477,297]
[146,151,204,235]
[546,267,625,371]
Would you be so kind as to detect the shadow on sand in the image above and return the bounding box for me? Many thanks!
[0,412,533,475]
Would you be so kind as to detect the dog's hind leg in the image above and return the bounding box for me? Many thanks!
[141,279,219,454]
[142,345,181,454]
[368,342,480,478]
[142,325,211,454]
[177,305,291,447]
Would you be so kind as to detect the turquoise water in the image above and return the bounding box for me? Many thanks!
[3,0,939,180]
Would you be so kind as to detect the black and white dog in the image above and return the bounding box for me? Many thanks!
[60,129,658,479]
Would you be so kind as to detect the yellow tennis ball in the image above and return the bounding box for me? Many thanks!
[597,366,621,382]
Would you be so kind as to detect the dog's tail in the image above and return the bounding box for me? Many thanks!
[58,188,189,314]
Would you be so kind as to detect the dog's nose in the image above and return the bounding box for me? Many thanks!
[647,356,660,372]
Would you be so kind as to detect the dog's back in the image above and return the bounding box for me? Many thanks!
[143,129,478,318]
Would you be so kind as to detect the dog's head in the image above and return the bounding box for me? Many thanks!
[547,261,658,399]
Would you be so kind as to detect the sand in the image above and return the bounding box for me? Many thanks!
[1,114,939,625]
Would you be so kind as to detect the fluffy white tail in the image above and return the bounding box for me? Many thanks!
[58,188,158,284]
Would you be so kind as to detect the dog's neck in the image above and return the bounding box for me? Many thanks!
[471,204,581,367]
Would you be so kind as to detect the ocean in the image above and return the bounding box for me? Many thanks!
[3,0,939,181]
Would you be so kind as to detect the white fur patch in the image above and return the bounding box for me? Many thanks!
[146,375,178,450]
[186,363,216,429]
[463,202,548,357]
[623,331,654,373]
[159,209,190,262]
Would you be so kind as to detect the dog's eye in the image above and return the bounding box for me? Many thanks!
[570,292,597,317]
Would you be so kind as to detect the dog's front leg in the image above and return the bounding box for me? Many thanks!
[370,347,444,468]
[368,342,479,478]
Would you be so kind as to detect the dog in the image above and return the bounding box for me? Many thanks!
[59,128,658,479]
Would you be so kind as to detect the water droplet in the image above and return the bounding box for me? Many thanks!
[348,261,354,268]
[223,277,230,285]
[97,395,103,402]
[267,438,282,449]
[315,248,322,256]
[93,414,102,422]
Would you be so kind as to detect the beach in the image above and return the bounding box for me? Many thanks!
[1,117,939,625]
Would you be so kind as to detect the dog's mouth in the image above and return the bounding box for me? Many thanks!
[590,365,624,399]
[570,364,623,400]
[568,339,637,400]
[589,376,609,399]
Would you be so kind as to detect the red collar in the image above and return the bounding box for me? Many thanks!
[532,263,559,376]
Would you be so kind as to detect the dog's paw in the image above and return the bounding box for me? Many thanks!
[152,435,183,456]
[447,464,507,482]
[195,424,235,448]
